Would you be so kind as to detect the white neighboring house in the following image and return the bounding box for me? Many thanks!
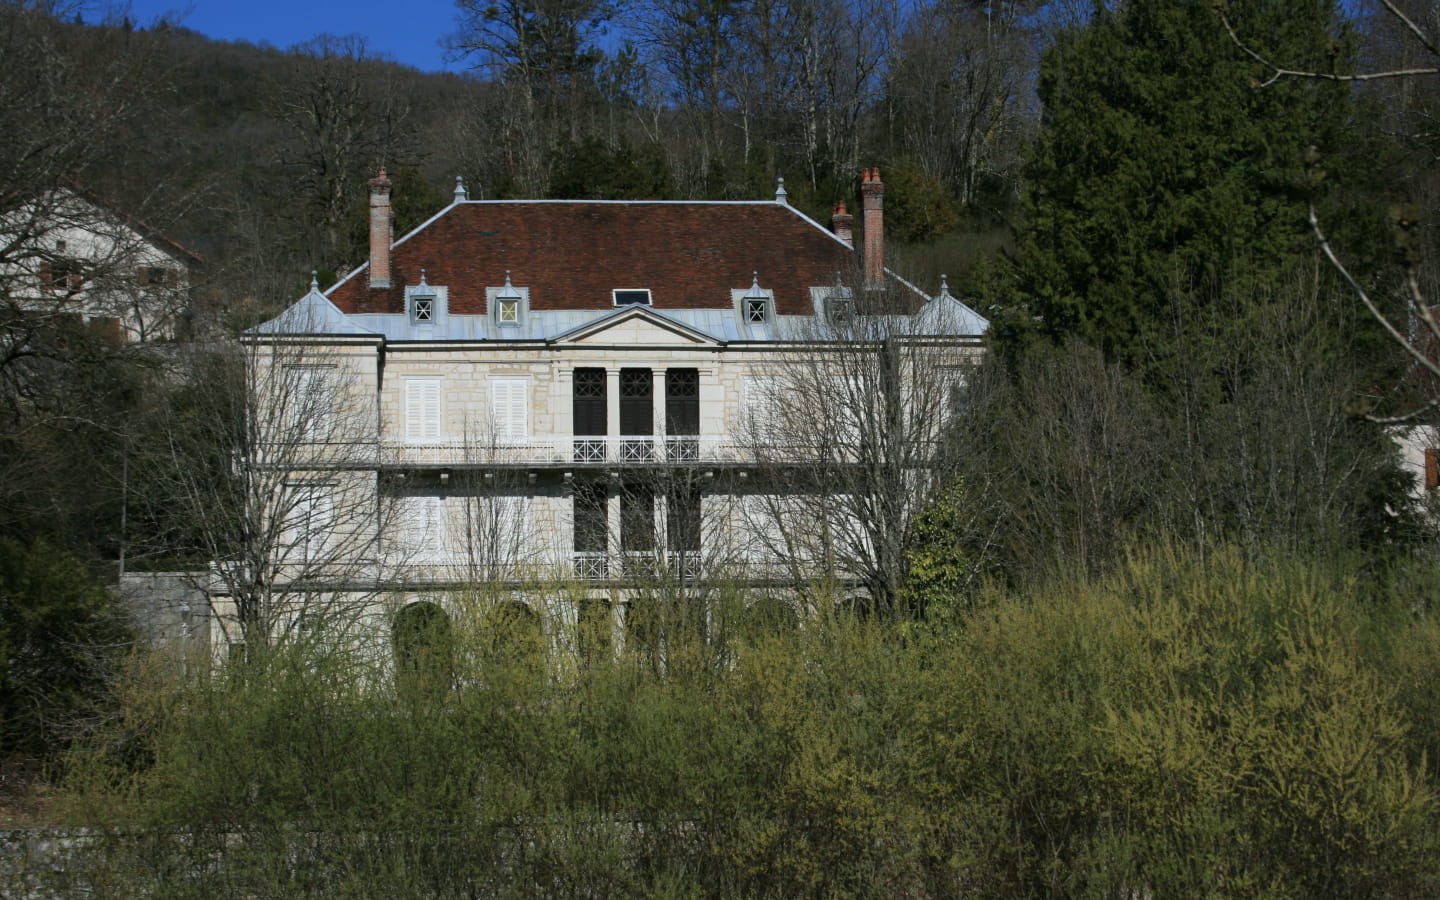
[1,188,199,342]
[228,168,988,659]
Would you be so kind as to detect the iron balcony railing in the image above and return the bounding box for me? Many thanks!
[379,435,739,468]
[266,435,888,469]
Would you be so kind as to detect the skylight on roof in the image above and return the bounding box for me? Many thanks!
[613,289,651,306]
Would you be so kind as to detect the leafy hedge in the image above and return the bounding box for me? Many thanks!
[45,545,1440,898]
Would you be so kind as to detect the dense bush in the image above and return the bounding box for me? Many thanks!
[0,537,132,759]
[40,545,1440,897]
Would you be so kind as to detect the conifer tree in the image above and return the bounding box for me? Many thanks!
[1008,0,1357,372]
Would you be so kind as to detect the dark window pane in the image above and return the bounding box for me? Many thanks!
[621,484,655,552]
[573,483,607,553]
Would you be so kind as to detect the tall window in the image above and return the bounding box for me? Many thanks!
[573,368,606,462]
[491,378,529,443]
[404,378,442,441]
[665,368,699,460]
[667,486,702,554]
[621,484,655,553]
[573,482,608,581]
[620,369,653,461]
[573,483,608,554]
[665,369,699,434]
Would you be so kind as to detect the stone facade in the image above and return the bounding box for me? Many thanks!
[229,173,989,659]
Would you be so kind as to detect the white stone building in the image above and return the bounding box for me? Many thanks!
[1,188,199,342]
[233,169,987,658]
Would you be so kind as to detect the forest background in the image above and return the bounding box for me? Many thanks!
[8,0,1440,894]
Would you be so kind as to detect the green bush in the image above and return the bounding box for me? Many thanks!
[46,546,1440,897]
[0,537,133,759]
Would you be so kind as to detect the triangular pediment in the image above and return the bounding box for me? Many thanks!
[553,306,720,346]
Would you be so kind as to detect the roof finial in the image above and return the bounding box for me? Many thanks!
[775,177,788,205]
[310,270,319,291]
[419,268,428,286]
[505,270,513,287]
[939,274,951,297]
[751,271,760,289]
[454,175,468,202]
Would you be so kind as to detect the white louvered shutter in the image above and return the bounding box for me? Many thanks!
[744,375,779,443]
[491,378,528,443]
[405,378,442,441]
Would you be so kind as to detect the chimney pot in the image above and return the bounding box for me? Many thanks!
[831,200,854,246]
[367,167,393,290]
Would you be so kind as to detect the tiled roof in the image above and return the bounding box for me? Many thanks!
[327,201,864,317]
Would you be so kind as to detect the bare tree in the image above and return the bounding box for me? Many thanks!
[147,314,398,658]
[882,0,1033,209]
[739,276,984,618]
[272,35,416,272]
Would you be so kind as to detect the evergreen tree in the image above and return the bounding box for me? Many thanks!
[1007,0,1358,372]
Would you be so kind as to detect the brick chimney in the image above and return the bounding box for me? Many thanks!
[367,167,393,289]
[860,167,884,286]
[831,201,853,246]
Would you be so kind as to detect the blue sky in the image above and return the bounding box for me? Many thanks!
[121,0,467,73]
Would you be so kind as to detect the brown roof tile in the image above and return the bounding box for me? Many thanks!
[328,201,861,316]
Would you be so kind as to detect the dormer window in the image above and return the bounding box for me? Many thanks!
[740,272,772,325]
[613,289,651,306]
[410,270,437,325]
[828,295,854,325]
[493,271,525,327]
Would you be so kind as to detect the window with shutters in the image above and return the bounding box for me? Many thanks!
[490,378,529,443]
[287,484,334,563]
[743,375,781,443]
[290,367,335,442]
[41,258,85,291]
[138,266,175,287]
[404,378,442,442]
[395,494,447,563]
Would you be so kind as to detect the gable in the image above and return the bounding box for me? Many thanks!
[557,308,718,346]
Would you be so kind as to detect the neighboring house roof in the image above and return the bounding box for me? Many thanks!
[327,200,874,318]
[3,185,203,267]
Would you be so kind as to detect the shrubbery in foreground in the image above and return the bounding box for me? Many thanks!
[38,545,1440,898]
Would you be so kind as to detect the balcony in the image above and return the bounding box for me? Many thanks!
[381,435,742,469]
[271,435,866,471]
